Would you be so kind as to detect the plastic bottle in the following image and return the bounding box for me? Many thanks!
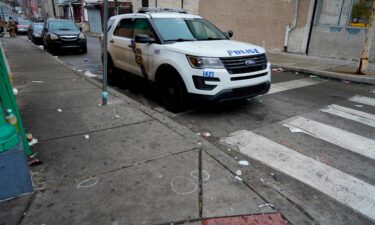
[5,109,19,132]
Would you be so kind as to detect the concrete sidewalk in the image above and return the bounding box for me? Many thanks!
[269,52,375,85]
[0,38,298,225]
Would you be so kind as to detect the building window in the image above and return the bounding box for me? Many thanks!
[349,0,372,27]
[142,0,149,7]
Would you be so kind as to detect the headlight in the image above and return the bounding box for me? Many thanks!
[79,32,86,39]
[187,56,224,69]
[50,33,59,40]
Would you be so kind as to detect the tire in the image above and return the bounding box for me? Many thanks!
[160,74,187,113]
[107,57,116,85]
[47,45,55,54]
[81,46,87,54]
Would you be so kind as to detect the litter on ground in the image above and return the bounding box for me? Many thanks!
[84,134,90,139]
[31,80,44,83]
[201,132,211,137]
[12,88,18,96]
[57,109,63,112]
[235,176,243,182]
[238,160,249,166]
[28,138,38,146]
[236,170,242,176]
[84,71,97,77]
[26,133,33,141]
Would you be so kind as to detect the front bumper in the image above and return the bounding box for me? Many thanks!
[189,81,270,103]
[47,39,87,50]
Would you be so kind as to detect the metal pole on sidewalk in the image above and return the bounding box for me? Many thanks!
[114,0,118,15]
[102,0,108,106]
[357,1,375,75]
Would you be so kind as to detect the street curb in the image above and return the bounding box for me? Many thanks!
[272,64,375,85]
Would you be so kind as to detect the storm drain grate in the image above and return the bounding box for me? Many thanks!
[203,213,287,225]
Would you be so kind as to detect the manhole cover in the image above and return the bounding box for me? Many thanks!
[204,213,287,225]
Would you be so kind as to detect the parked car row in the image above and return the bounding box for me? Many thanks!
[26,19,87,55]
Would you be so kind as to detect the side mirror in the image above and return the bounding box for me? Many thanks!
[135,34,155,44]
[227,30,233,38]
[43,27,48,33]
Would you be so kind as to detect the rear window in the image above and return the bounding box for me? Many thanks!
[18,20,30,25]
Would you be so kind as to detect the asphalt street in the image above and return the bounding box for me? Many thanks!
[18,34,375,224]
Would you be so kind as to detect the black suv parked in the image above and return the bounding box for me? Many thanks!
[42,19,87,54]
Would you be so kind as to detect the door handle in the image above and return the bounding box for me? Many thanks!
[109,39,114,43]
[128,45,133,48]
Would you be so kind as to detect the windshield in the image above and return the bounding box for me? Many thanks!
[34,24,43,32]
[153,18,228,42]
[49,21,78,32]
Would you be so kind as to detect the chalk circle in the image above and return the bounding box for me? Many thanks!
[190,170,210,181]
[77,177,99,189]
[170,176,197,195]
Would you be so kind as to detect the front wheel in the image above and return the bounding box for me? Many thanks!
[81,46,87,54]
[107,58,116,85]
[160,76,187,113]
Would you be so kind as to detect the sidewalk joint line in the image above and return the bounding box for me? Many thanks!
[40,119,154,142]
[198,148,203,218]
[15,192,37,225]
[15,87,98,96]
[41,148,201,189]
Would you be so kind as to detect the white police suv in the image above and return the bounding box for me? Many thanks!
[106,8,271,112]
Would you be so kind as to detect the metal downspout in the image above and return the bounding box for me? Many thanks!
[284,0,299,52]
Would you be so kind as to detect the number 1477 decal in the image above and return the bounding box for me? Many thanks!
[203,71,215,78]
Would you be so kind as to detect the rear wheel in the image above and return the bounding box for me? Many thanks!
[160,74,187,113]
[47,44,55,54]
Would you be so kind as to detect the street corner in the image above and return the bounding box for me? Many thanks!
[202,151,275,218]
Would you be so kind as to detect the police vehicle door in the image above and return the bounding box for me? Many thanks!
[128,18,155,79]
[110,18,133,71]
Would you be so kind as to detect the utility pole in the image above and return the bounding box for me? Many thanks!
[102,0,109,106]
[357,1,375,75]
[50,0,56,17]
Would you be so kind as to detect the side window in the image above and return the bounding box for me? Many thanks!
[107,18,115,31]
[114,18,132,38]
[132,19,154,39]
[189,21,219,39]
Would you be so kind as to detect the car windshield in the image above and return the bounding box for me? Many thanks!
[19,20,30,25]
[153,18,228,42]
[49,21,78,31]
[34,24,43,32]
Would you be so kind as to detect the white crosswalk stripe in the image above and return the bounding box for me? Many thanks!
[321,104,375,128]
[283,116,375,160]
[349,95,375,107]
[267,78,324,95]
[223,131,375,221]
